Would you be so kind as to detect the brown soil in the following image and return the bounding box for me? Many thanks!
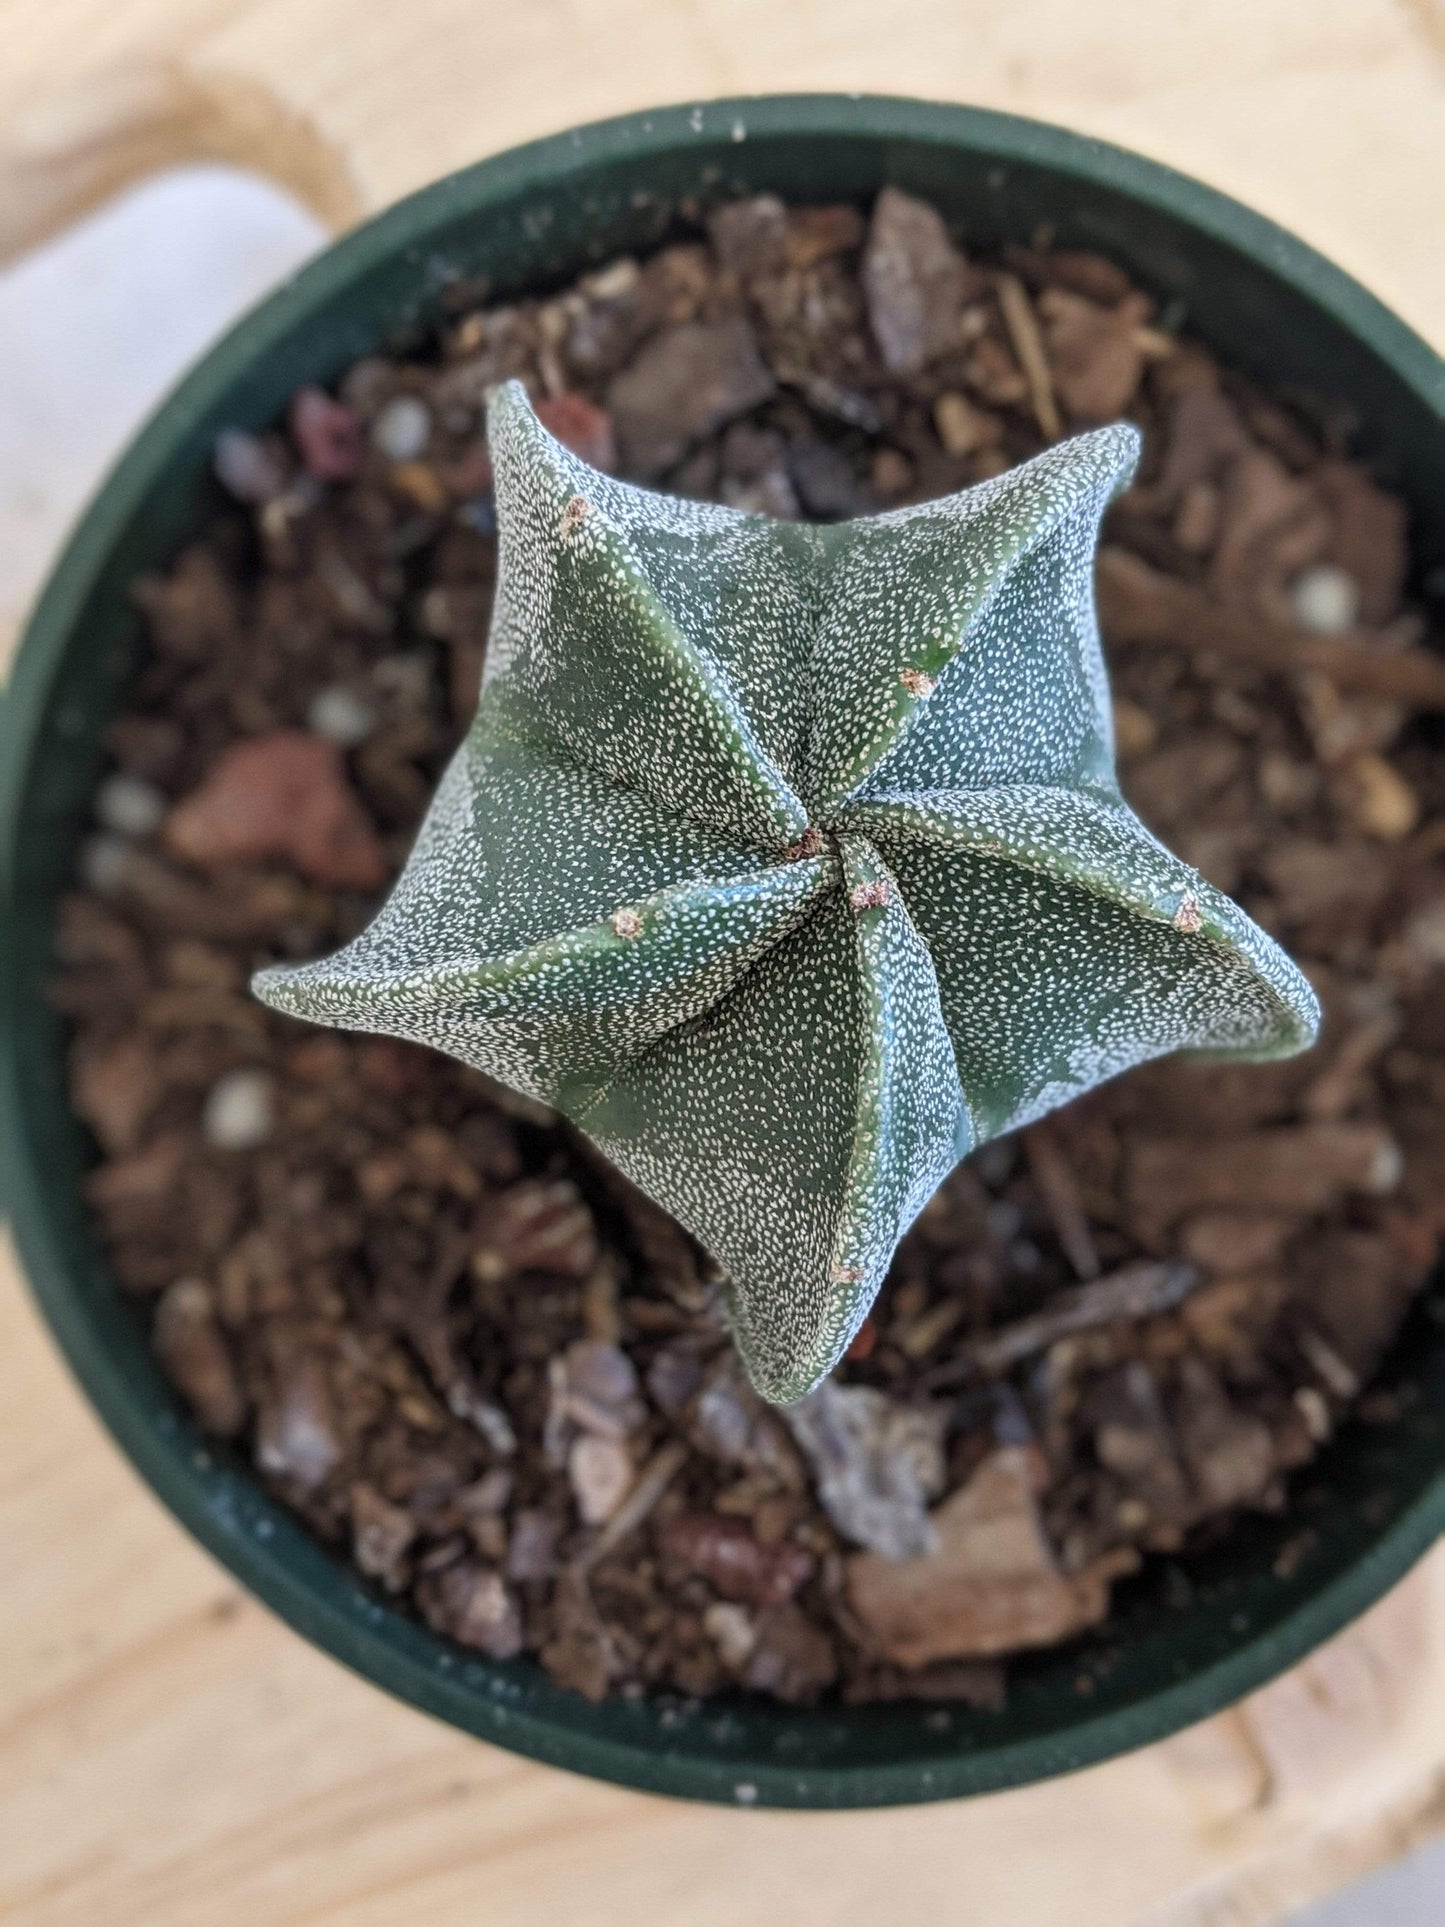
[54,188,1445,1708]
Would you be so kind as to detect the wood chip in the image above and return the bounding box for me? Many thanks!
[847,1448,1124,1666]
[995,273,1061,439]
[1126,1124,1402,1239]
[576,1439,688,1570]
[1025,1123,1100,1280]
[1097,547,1445,709]
[951,1261,1201,1378]
[895,1296,966,1360]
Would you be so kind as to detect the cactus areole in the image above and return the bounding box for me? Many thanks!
[255,381,1319,1403]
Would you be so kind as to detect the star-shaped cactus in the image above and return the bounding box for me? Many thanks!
[255,381,1318,1403]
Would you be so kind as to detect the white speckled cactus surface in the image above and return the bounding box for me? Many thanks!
[255,380,1320,1403]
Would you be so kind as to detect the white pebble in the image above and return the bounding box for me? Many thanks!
[703,1600,756,1667]
[213,428,287,505]
[567,1434,632,1525]
[1290,564,1360,636]
[1364,1134,1404,1194]
[307,684,377,747]
[79,833,132,895]
[371,395,432,463]
[203,1068,275,1151]
[94,772,167,838]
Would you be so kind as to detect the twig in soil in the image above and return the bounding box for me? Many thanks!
[1024,1124,1100,1280]
[409,1216,518,1451]
[576,1438,689,1570]
[1097,547,1445,708]
[774,362,885,434]
[1296,1324,1361,1400]
[928,1260,1202,1384]
[995,273,1062,440]
[895,1296,967,1360]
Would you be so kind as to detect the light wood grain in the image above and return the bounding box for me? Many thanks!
[2,4,1445,1920]
[4,1229,1444,1927]
[1,0,1444,342]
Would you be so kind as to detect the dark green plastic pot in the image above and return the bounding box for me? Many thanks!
[3,94,1444,1809]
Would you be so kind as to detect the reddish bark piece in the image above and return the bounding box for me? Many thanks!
[284,1035,350,1084]
[71,1034,161,1154]
[439,441,496,496]
[84,1132,184,1208]
[255,1353,342,1490]
[785,202,865,269]
[1303,1227,1426,1380]
[1096,547,1445,708]
[1317,459,1409,625]
[289,386,363,481]
[1131,384,1251,513]
[403,1122,481,1198]
[535,393,619,472]
[349,1482,416,1588]
[1042,249,1134,305]
[1125,1122,1401,1239]
[659,1511,814,1608]
[152,1278,247,1437]
[845,1316,878,1362]
[539,1569,620,1700]
[1173,1357,1278,1510]
[1038,288,1151,422]
[355,1036,432,1094]
[471,1178,599,1278]
[164,731,387,892]
[131,547,242,662]
[1209,448,1330,605]
[1178,1210,1293,1273]
[847,1448,1119,1666]
[1181,1272,1292,1367]
[742,1605,838,1703]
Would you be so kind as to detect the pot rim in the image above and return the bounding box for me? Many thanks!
[3,92,1444,1809]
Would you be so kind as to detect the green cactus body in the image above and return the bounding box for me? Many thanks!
[255,381,1319,1403]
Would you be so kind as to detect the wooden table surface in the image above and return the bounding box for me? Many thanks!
[3,3,1445,1921]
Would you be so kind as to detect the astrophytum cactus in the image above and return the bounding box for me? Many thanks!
[255,379,1319,1403]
